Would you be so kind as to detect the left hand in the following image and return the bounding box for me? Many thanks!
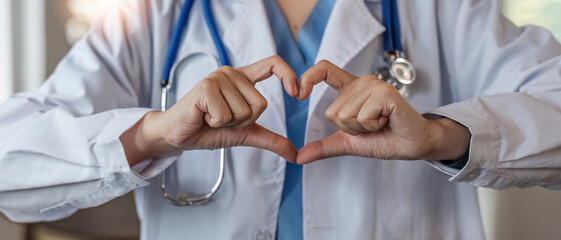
[295,60,470,164]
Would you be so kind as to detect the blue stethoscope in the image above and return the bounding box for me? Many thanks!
[159,0,415,206]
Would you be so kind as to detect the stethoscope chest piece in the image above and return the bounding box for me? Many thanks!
[375,50,416,97]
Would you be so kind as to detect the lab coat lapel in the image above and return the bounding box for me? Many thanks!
[308,0,385,117]
[303,0,385,237]
[221,0,286,132]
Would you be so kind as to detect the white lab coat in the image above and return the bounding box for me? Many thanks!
[1,0,561,239]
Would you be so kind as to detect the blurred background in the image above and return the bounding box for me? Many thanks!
[1,0,561,239]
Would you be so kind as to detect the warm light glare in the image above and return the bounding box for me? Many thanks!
[65,0,118,44]
[504,0,561,41]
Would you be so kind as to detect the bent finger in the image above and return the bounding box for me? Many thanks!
[298,60,357,100]
[333,91,370,134]
[230,80,269,130]
[196,81,232,127]
[220,84,253,127]
[237,55,299,97]
[356,99,389,132]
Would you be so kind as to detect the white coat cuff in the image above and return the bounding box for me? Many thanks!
[424,101,500,187]
[95,108,155,191]
[96,108,180,181]
[130,152,181,179]
[37,108,155,221]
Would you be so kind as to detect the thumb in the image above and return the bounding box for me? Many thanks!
[296,130,349,164]
[233,124,297,162]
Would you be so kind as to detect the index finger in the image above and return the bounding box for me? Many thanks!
[237,55,299,98]
[298,60,357,100]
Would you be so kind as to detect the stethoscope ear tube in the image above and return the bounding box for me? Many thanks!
[160,0,196,88]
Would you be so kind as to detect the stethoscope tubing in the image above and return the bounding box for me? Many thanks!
[382,0,402,52]
[159,0,228,207]
[202,0,230,66]
[161,0,196,87]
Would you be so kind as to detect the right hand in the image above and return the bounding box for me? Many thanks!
[122,56,299,165]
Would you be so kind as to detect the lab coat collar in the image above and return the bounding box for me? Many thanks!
[309,0,385,117]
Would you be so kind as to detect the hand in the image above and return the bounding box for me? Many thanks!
[121,56,299,166]
[295,60,470,164]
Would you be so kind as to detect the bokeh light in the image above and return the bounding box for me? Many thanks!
[504,0,561,41]
[65,0,117,44]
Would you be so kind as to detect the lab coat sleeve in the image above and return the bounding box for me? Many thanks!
[426,0,561,190]
[0,0,173,222]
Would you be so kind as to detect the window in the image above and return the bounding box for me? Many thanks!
[504,0,561,41]
[0,1,13,103]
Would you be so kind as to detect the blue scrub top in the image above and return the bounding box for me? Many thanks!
[262,0,335,239]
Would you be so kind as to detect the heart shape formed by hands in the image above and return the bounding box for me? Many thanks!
[125,56,469,167]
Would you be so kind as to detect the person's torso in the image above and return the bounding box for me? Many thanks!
[133,0,484,239]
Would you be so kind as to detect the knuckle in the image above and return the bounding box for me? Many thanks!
[254,97,268,110]
[207,71,219,79]
[358,75,375,85]
[361,116,386,132]
[207,122,219,128]
[318,59,332,67]
[270,55,282,62]
[365,74,381,82]
[338,111,354,122]
[197,78,218,91]
[367,123,384,132]
[325,108,337,121]
[219,65,246,82]
[215,70,228,80]
[356,115,372,126]
[207,119,222,128]
[211,114,232,127]
[379,82,398,93]
[235,106,252,120]
[217,65,234,73]
[353,76,377,90]
[220,113,233,123]
[211,69,230,80]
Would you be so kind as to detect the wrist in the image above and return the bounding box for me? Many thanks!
[121,110,175,166]
[141,111,178,154]
[424,117,470,161]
